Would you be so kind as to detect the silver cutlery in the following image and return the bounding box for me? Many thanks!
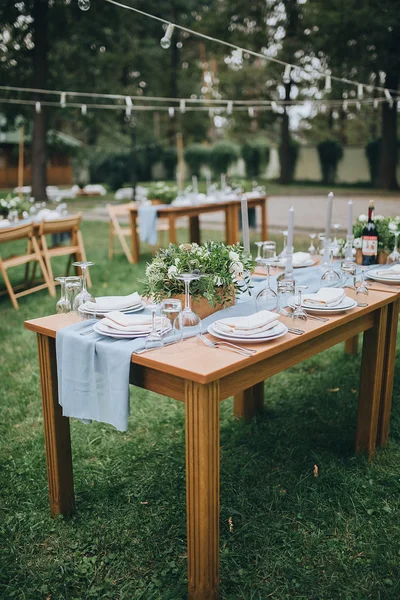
[287,327,305,335]
[284,306,329,322]
[134,339,183,354]
[197,334,255,356]
[356,301,369,307]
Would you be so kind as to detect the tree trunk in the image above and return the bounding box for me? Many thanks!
[32,0,48,201]
[279,84,292,184]
[379,73,398,190]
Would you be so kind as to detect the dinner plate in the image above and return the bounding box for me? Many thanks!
[78,301,146,316]
[276,258,315,269]
[288,296,357,314]
[93,321,171,339]
[366,269,400,284]
[207,321,288,343]
[211,321,281,339]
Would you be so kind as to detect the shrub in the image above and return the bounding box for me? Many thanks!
[241,140,270,179]
[162,147,178,179]
[210,141,240,176]
[279,138,300,183]
[365,138,381,187]
[317,139,344,184]
[184,144,211,177]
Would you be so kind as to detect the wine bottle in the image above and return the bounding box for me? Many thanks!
[361,201,379,265]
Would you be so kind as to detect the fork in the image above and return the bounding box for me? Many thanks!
[283,306,329,323]
[197,334,255,356]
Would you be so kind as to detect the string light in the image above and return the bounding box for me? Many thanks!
[35,101,41,113]
[248,106,255,117]
[78,0,90,10]
[60,92,66,107]
[125,96,132,118]
[357,84,363,99]
[179,99,186,113]
[373,98,379,109]
[325,71,332,92]
[384,88,393,107]
[81,104,87,116]
[283,64,291,83]
[168,106,175,117]
[160,23,174,49]
[226,100,233,115]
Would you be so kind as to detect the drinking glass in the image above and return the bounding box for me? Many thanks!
[308,233,316,255]
[387,231,400,265]
[278,230,288,258]
[256,243,278,311]
[340,261,357,290]
[254,241,264,262]
[291,286,308,322]
[144,301,165,350]
[356,267,369,297]
[65,278,82,314]
[161,298,183,353]
[55,276,72,314]
[175,272,202,335]
[318,233,325,255]
[277,279,295,316]
[72,261,95,315]
[321,249,341,286]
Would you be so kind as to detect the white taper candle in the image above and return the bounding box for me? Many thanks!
[287,206,294,250]
[347,199,353,237]
[241,195,250,253]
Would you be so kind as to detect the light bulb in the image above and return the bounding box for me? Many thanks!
[160,37,171,49]
[78,0,90,10]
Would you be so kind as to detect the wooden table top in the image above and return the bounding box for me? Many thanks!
[25,287,399,386]
[129,195,267,217]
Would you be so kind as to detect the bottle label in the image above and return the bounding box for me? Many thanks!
[362,236,378,256]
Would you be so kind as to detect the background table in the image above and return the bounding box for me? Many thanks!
[25,288,399,600]
[129,195,268,263]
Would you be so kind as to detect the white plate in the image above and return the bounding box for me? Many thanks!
[366,269,400,284]
[288,296,357,314]
[93,321,171,339]
[212,321,281,339]
[207,321,288,343]
[78,301,146,316]
[276,258,315,269]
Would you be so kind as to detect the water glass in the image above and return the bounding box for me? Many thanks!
[161,298,183,353]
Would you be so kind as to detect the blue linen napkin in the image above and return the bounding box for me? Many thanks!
[138,204,158,245]
[55,262,336,432]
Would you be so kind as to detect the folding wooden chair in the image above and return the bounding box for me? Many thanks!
[0,222,55,309]
[108,202,170,264]
[37,213,92,288]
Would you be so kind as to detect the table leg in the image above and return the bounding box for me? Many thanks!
[189,216,201,244]
[344,335,359,355]
[129,212,140,264]
[355,306,388,459]
[168,214,177,245]
[37,334,75,516]
[260,197,268,240]
[234,382,264,420]
[227,205,239,246]
[377,298,400,447]
[185,380,220,600]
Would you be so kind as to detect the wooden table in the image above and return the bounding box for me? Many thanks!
[25,288,399,599]
[129,195,268,263]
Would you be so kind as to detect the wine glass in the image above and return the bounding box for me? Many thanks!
[72,261,95,316]
[387,231,400,265]
[144,301,165,350]
[277,279,295,316]
[175,272,203,335]
[291,286,308,322]
[356,267,369,297]
[321,249,341,286]
[55,276,73,313]
[65,278,82,314]
[340,261,357,290]
[256,242,278,312]
[254,241,264,262]
[160,298,183,353]
[308,233,316,256]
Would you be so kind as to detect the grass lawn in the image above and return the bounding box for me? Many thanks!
[1,221,400,599]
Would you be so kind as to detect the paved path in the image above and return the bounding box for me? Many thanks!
[83,194,400,234]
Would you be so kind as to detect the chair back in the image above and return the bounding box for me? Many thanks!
[0,222,34,244]
[107,202,136,223]
[39,214,82,236]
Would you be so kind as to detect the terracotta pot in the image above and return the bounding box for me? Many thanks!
[355,248,387,265]
[173,286,235,319]
[150,199,164,206]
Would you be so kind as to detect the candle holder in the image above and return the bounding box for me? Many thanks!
[322,237,332,267]
[344,234,354,261]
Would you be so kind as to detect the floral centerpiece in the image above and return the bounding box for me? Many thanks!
[353,214,400,262]
[147,182,178,205]
[143,241,254,318]
[0,195,31,219]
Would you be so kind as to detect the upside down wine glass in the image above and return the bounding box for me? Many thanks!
[256,242,278,312]
[72,261,95,316]
[144,301,164,350]
[55,276,72,313]
[321,249,341,287]
[176,272,202,335]
[387,231,400,265]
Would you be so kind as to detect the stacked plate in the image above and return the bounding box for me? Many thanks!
[93,310,171,339]
[78,292,145,317]
[366,265,400,284]
[207,310,288,343]
[288,287,357,315]
[276,252,315,269]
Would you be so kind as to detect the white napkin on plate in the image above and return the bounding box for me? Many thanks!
[102,311,167,332]
[85,292,142,312]
[303,288,346,307]
[215,310,279,334]
[375,265,400,278]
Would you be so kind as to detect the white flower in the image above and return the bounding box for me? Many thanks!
[167,265,178,279]
[354,237,362,249]
[229,261,244,277]
[375,214,384,221]
[214,276,223,286]
[229,250,240,261]
[395,215,400,223]
[358,214,368,223]
[388,221,398,232]
[174,258,180,267]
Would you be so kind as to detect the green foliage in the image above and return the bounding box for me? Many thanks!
[0,194,30,218]
[210,141,240,176]
[142,241,254,305]
[184,144,211,177]
[279,139,300,183]
[317,139,344,184]
[241,140,271,179]
[147,182,177,204]
[162,147,178,179]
